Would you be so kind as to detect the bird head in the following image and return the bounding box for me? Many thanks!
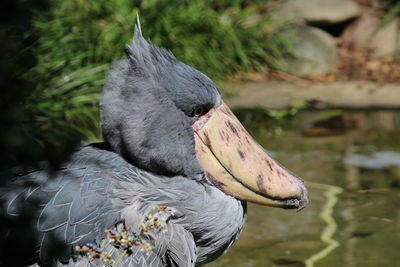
[100,24,308,210]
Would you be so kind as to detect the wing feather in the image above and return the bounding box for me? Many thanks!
[1,145,199,266]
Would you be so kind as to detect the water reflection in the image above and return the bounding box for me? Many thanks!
[207,109,400,267]
[302,181,342,267]
[344,151,400,169]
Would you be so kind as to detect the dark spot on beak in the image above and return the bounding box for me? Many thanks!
[205,171,225,188]
[256,174,266,193]
[225,120,239,137]
[204,132,211,146]
[219,130,225,141]
[265,159,273,171]
[237,149,245,161]
[227,160,232,168]
[245,136,251,144]
[221,105,234,116]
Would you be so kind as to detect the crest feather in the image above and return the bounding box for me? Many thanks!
[135,13,143,39]
[124,15,176,75]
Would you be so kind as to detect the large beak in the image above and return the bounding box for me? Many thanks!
[192,102,308,210]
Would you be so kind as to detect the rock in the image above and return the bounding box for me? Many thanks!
[344,14,400,58]
[344,151,400,170]
[274,0,361,25]
[284,25,338,76]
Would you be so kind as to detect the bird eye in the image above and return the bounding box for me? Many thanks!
[191,106,204,117]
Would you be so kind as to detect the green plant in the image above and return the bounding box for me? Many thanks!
[3,0,290,168]
[373,1,400,37]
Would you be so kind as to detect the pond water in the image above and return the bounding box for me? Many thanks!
[207,109,400,267]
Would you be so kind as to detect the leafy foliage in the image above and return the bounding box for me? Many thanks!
[2,0,289,170]
[375,0,400,35]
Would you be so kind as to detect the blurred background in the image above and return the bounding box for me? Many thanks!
[1,0,399,266]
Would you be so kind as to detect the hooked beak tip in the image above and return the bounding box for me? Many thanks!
[296,182,309,211]
[280,180,308,211]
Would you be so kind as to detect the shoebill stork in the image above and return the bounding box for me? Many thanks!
[0,24,308,266]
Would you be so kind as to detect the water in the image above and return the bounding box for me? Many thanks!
[207,109,400,267]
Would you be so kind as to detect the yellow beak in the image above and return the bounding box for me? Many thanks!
[192,102,308,210]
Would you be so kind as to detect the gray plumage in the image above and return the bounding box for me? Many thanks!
[3,145,244,266]
[101,26,220,177]
[1,25,245,266]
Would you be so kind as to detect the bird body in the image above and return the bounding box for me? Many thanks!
[1,21,307,266]
[3,144,244,266]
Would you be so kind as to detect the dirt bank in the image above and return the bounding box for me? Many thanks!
[226,81,400,110]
